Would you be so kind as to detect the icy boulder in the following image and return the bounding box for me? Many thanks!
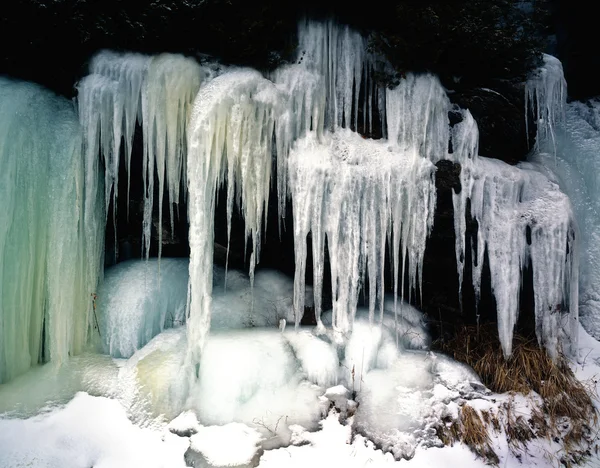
[185,423,263,468]
[97,258,189,358]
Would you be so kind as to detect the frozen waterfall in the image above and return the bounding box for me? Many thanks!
[0,78,103,384]
[0,20,582,388]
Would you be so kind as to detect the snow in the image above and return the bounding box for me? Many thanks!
[187,423,263,467]
[0,392,188,468]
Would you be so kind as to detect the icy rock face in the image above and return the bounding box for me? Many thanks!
[0,78,103,384]
[97,258,189,358]
[533,99,600,338]
[77,52,210,261]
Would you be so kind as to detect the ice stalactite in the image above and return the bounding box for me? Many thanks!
[77,52,208,260]
[186,70,281,369]
[386,74,451,164]
[525,53,567,154]
[297,19,375,132]
[272,65,324,224]
[449,109,479,303]
[465,159,577,357]
[0,78,103,384]
[288,129,436,335]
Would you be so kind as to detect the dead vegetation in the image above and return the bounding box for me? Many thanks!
[434,324,598,466]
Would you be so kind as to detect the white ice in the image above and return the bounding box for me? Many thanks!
[97,258,189,358]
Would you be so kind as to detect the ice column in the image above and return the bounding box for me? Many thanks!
[186,70,281,367]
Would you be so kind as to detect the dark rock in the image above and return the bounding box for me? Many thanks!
[449,82,533,164]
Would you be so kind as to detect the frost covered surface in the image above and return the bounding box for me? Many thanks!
[288,129,436,333]
[0,78,103,384]
[97,258,189,358]
[211,268,314,330]
[77,51,209,260]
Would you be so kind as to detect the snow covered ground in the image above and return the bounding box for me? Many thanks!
[1,322,599,468]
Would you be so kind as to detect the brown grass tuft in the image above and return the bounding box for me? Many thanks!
[434,324,598,465]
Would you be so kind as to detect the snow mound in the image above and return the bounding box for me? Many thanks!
[186,423,263,468]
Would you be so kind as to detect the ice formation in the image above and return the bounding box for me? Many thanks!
[97,258,189,358]
[288,130,436,333]
[77,51,209,260]
[0,78,103,384]
[529,57,600,339]
[466,159,577,356]
[186,70,281,366]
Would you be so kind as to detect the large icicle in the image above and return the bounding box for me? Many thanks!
[78,52,208,260]
[525,53,567,154]
[386,74,451,163]
[288,129,436,334]
[0,78,104,384]
[464,158,577,357]
[186,70,281,369]
[297,19,374,131]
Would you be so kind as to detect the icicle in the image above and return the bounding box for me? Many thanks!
[462,158,576,357]
[0,78,103,384]
[186,70,281,368]
[386,73,451,163]
[525,54,567,155]
[288,129,436,336]
[78,51,208,261]
[449,108,479,302]
[297,19,375,132]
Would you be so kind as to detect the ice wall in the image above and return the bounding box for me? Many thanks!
[77,52,209,261]
[0,78,103,384]
[529,58,600,339]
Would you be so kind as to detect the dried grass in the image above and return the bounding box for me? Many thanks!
[434,324,598,465]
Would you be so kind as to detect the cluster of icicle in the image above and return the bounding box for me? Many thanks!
[0,78,104,383]
[73,20,579,372]
[448,53,577,357]
[77,52,211,261]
